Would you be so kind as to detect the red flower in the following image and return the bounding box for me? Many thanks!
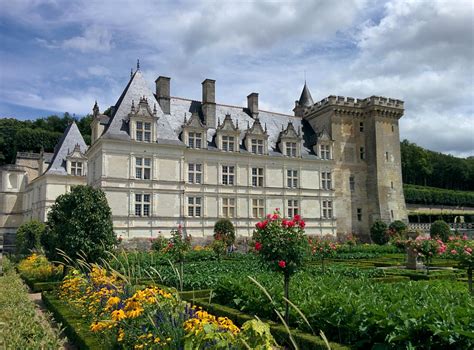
[272,214,279,220]
[256,220,268,230]
[278,260,286,268]
[266,214,272,219]
[255,242,262,251]
[287,220,295,228]
[299,220,306,229]
[294,214,301,222]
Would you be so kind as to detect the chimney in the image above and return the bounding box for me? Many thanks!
[155,76,171,114]
[247,93,259,118]
[202,79,216,128]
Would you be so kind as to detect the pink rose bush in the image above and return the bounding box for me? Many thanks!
[308,237,339,272]
[443,235,473,294]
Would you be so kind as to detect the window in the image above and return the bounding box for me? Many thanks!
[251,167,264,187]
[391,125,395,133]
[360,147,365,160]
[252,199,264,218]
[135,157,151,179]
[391,181,394,189]
[188,132,202,149]
[320,144,331,160]
[287,170,298,188]
[287,199,299,218]
[135,193,151,216]
[71,161,83,176]
[222,135,235,152]
[357,208,362,221]
[286,142,297,157]
[349,176,355,192]
[222,165,235,185]
[188,163,202,184]
[385,152,389,161]
[188,197,202,217]
[251,139,264,155]
[322,200,333,219]
[359,122,364,132]
[391,210,394,219]
[136,121,151,142]
[321,172,332,190]
[222,198,235,218]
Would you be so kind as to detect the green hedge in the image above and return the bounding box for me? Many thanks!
[404,184,474,207]
[20,275,61,292]
[42,292,112,350]
[192,298,349,350]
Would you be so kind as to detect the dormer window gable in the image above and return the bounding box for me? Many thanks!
[244,117,269,155]
[66,144,87,176]
[182,112,208,149]
[129,97,158,142]
[216,114,240,152]
[314,129,334,160]
[278,121,302,157]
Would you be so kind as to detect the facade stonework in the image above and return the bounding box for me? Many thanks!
[0,69,407,247]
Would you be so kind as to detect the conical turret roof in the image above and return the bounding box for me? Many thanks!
[298,82,314,108]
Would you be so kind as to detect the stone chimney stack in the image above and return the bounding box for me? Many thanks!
[247,93,259,118]
[202,79,216,128]
[155,76,171,114]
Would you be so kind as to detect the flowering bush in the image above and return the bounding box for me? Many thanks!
[444,235,473,294]
[406,237,443,273]
[164,226,191,263]
[253,209,308,323]
[210,234,227,261]
[150,235,168,252]
[308,237,339,272]
[58,266,276,349]
[17,254,63,282]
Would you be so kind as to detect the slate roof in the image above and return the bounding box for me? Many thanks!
[102,70,319,157]
[298,82,314,108]
[45,122,88,175]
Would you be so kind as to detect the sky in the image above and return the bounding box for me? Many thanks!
[0,0,473,157]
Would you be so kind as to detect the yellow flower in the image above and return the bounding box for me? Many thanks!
[126,307,144,319]
[118,328,125,342]
[90,321,108,332]
[106,296,121,309]
[111,309,126,321]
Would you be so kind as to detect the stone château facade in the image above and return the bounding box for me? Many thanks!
[0,66,407,247]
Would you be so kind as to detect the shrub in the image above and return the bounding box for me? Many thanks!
[213,219,236,250]
[15,220,46,256]
[389,220,407,236]
[17,253,63,281]
[370,220,389,245]
[151,235,168,252]
[41,185,116,264]
[210,235,227,261]
[430,220,451,242]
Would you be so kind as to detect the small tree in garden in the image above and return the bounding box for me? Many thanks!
[15,220,46,256]
[370,220,389,245]
[42,185,116,266]
[430,220,451,242]
[308,237,338,272]
[253,210,308,324]
[389,220,408,236]
[164,225,191,291]
[445,235,473,294]
[213,219,235,252]
[151,235,168,252]
[210,234,227,262]
[406,236,444,275]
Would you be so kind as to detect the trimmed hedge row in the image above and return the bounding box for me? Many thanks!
[20,275,61,292]
[42,292,111,350]
[192,298,349,350]
[404,184,474,207]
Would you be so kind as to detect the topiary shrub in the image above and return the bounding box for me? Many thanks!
[213,219,235,251]
[430,220,451,242]
[15,220,46,256]
[389,220,408,236]
[370,220,389,245]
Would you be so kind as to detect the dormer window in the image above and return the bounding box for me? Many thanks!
[188,132,203,149]
[320,144,331,160]
[136,121,152,142]
[216,114,240,153]
[244,118,269,155]
[222,135,235,152]
[71,161,83,176]
[251,139,264,154]
[129,97,157,142]
[286,142,297,157]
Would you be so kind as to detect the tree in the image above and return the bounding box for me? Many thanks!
[389,220,408,236]
[42,185,116,264]
[213,218,236,252]
[430,220,451,242]
[15,220,46,256]
[370,220,389,245]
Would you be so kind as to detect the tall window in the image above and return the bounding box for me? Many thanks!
[252,199,264,218]
[286,142,297,157]
[321,172,332,190]
[188,132,202,149]
[322,200,333,219]
[349,176,355,192]
[251,139,264,155]
[136,121,151,142]
[251,167,264,187]
[359,122,364,132]
[222,198,235,218]
[71,161,83,176]
[287,199,299,218]
[188,163,202,184]
[385,152,389,161]
[188,197,202,217]
[357,208,362,221]
[135,157,151,179]
[360,147,365,160]
[222,136,235,152]
[320,144,330,160]
[287,169,298,188]
[222,165,235,185]
[135,193,151,216]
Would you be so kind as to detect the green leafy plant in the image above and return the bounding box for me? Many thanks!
[370,220,389,245]
[164,225,191,291]
[308,237,339,272]
[430,220,451,242]
[444,235,474,294]
[15,220,46,256]
[151,235,168,252]
[213,219,236,251]
[388,220,407,236]
[210,234,227,262]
